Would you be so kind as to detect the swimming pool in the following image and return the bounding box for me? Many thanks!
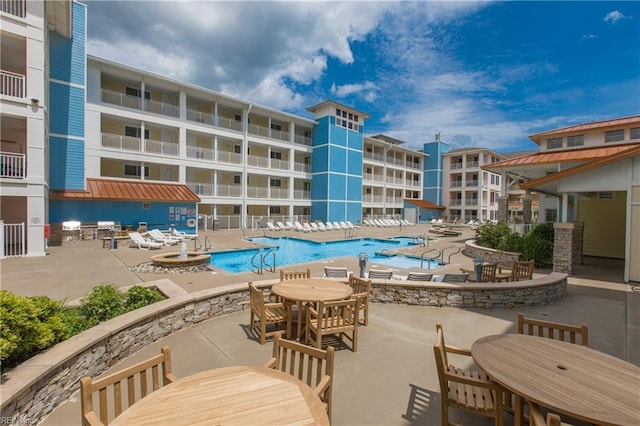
[208,236,441,274]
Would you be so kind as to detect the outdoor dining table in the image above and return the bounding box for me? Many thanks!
[271,278,353,341]
[109,365,330,425]
[471,334,640,426]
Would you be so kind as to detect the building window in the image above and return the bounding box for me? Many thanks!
[605,129,625,143]
[271,123,282,131]
[270,151,282,160]
[124,126,149,139]
[234,145,241,154]
[545,209,558,223]
[234,114,242,122]
[270,178,281,187]
[233,205,240,214]
[547,137,563,149]
[125,86,150,99]
[335,108,360,131]
[567,134,584,147]
[124,164,149,177]
[631,127,640,140]
[269,206,281,214]
[233,175,241,184]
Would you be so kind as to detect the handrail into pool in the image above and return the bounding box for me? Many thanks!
[441,245,462,264]
[420,248,441,268]
[0,273,567,424]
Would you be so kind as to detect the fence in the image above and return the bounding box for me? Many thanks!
[0,221,25,258]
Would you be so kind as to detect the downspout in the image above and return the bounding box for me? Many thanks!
[242,104,252,229]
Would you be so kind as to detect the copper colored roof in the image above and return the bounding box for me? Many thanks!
[405,199,446,210]
[529,115,640,142]
[50,178,200,202]
[520,144,640,190]
[484,143,639,169]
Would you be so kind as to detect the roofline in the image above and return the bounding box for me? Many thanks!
[88,55,318,125]
[443,146,506,158]
[528,115,640,142]
[364,135,427,156]
[520,145,640,190]
[305,99,371,119]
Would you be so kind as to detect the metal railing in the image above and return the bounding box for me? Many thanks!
[1,221,25,258]
[0,0,26,18]
[145,139,178,156]
[1,70,25,98]
[186,109,215,126]
[101,89,142,110]
[1,152,26,179]
[251,248,276,274]
[420,248,441,269]
[144,98,179,117]
[440,246,461,264]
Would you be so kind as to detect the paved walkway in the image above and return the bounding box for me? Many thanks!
[1,226,637,425]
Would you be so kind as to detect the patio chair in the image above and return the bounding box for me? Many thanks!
[317,222,327,231]
[170,228,197,240]
[80,346,177,426]
[433,323,504,426]
[266,221,279,232]
[347,274,372,326]
[324,222,335,231]
[147,229,180,246]
[306,298,360,352]
[309,222,320,232]
[441,273,469,283]
[462,263,498,283]
[529,401,563,426]
[517,313,589,346]
[406,272,434,281]
[323,266,349,278]
[128,232,163,250]
[285,221,295,230]
[496,260,535,282]
[368,269,393,280]
[264,332,335,422]
[249,282,288,345]
[276,221,289,230]
[280,268,311,281]
[294,221,310,232]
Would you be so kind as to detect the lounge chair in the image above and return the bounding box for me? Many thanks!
[266,222,279,232]
[147,229,181,245]
[441,273,469,283]
[303,222,314,232]
[309,222,320,232]
[333,221,344,230]
[294,221,310,232]
[368,269,394,280]
[317,222,327,231]
[170,228,197,240]
[323,266,349,278]
[129,232,163,250]
[340,221,351,229]
[406,272,434,281]
[276,221,289,231]
[285,221,294,230]
[346,221,360,229]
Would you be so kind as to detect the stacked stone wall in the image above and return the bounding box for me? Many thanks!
[463,240,520,266]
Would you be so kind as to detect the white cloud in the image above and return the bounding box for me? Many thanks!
[581,34,598,40]
[331,82,378,102]
[604,10,629,24]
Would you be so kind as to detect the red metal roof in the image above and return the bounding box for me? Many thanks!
[405,199,446,210]
[50,178,200,202]
[529,115,640,142]
[484,143,639,169]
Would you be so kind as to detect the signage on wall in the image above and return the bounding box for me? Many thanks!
[168,206,196,223]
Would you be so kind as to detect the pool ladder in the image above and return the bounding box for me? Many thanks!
[193,236,212,251]
[251,248,276,274]
[420,248,441,269]
[415,234,430,247]
[441,245,461,264]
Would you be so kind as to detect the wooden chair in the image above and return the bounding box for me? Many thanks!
[264,332,335,421]
[80,346,177,426]
[441,273,469,283]
[406,272,433,281]
[461,263,498,282]
[249,282,288,344]
[517,313,589,346]
[368,269,393,279]
[433,323,504,426]
[497,260,534,282]
[347,274,372,325]
[306,298,360,352]
[529,401,565,426]
[280,268,311,281]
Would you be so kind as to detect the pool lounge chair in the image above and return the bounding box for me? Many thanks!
[266,222,280,232]
[368,269,394,280]
[285,221,294,230]
[323,266,350,278]
[309,222,320,232]
[129,232,163,250]
[276,221,289,231]
[147,229,181,245]
[294,221,310,232]
[324,222,335,231]
[333,221,345,230]
[317,222,327,231]
[303,222,315,232]
[170,228,197,240]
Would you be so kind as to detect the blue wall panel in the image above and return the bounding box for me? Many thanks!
[311,146,329,173]
[328,202,344,222]
[49,83,85,137]
[49,2,86,85]
[329,146,347,173]
[346,202,361,223]
[331,126,347,147]
[347,150,363,175]
[346,176,362,201]
[347,132,363,150]
[311,173,328,199]
[328,174,346,200]
[311,116,330,146]
[49,200,197,229]
[311,202,327,222]
[49,137,85,190]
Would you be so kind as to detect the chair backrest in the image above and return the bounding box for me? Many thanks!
[517,313,589,346]
[249,282,267,315]
[324,266,348,278]
[368,269,393,279]
[313,298,360,331]
[406,272,433,281]
[479,263,497,282]
[441,273,469,283]
[511,260,535,281]
[280,268,311,281]
[129,232,143,242]
[348,274,371,296]
[80,347,177,426]
[265,332,335,420]
[433,324,450,395]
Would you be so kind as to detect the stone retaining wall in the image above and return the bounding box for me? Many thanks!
[463,239,520,266]
[0,274,567,424]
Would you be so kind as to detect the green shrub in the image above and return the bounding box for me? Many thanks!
[474,222,513,249]
[124,286,164,311]
[475,221,554,268]
[78,285,124,327]
[0,291,69,368]
[60,306,89,336]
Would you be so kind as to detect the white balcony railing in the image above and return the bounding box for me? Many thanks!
[102,133,141,152]
[1,70,25,98]
[186,109,215,126]
[1,152,26,179]
[269,187,289,199]
[144,98,179,118]
[0,0,26,18]
[247,155,269,168]
[216,184,242,198]
[294,134,312,146]
[216,116,243,132]
[188,182,214,197]
[145,139,178,156]
[451,163,463,169]
[101,89,142,110]
[270,158,289,170]
[215,150,242,164]
[451,181,463,187]
[247,186,269,198]
[467,161,479,168]
[293,189,310,200]
[293,162,310,173]
[186,145,214,161]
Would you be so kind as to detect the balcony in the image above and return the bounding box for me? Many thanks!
[248,124,290,142]
[449,199,462,206]
[451,181,462,188]
[101,133,177,156]
[145,139,178,156]
[466,180,479,187]
[247,155,290,171]
[1,70,25,99]
[294,134,311,146]
[466,199,479,206]
[0,0,25,18]
[186,146,214,161]
[144,98,178,118]
[215,150,242,165]
[101,90,178,118]
[0,152,25,179]
[293,162,310,173]
[186,109,215,126]
[451,163,463,169]
[293,189,310,200]
[467,161,479,168]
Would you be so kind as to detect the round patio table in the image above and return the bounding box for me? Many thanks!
[471,334,640,426]
[110,366,330,425]
[272,278,352,341]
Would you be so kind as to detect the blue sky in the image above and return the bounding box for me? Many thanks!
[84,1,639,153]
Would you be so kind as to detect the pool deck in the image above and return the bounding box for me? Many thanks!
[2,224,638,425]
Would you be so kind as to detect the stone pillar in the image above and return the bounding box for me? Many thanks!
[522,195,532,224]
[497,196,509,222]
[553,222,584,274]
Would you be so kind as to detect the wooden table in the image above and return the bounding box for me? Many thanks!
[472,334,640,426]
[272,278,352,341]
[110,366,330,425]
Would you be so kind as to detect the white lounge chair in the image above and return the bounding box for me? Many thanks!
[333,221,344,230]
[294,221,310,232]
[266,222,279,232]
[276,221,289,231]
[309,222,320,232]
[285,221,294,230]
[346,221,360,229]
[324,222,335,231]
[323,266,350,278]
[129,232,163,250]
[302,222,314,232]
[147,229,181,246]
[171,228,197,240]
[317,222,327,231]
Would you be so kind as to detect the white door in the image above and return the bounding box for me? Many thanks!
[162,93,176,116]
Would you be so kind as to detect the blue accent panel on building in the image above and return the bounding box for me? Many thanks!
[49,200,197,228]
[49,137,85,190]
[329,146,347,173]
[311,145,329,173]
[49,83,85,137]
[311,116,330,146]
[49,2,86,85]
[346,202,362,223]
[422,141,451,205]
[328,174,346,199]
[346,176,362,201]
[331,126,347,147]
[328,201,344,222]
[347,150,363,175]
[347,132,363,150]
[311,173,328,199]
[311,202,327,222]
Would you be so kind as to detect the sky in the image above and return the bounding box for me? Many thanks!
[83,1,640,153]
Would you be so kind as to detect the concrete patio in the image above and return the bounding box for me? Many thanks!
[1,225,637,425]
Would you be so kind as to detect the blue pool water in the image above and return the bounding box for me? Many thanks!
[208,236,441,274]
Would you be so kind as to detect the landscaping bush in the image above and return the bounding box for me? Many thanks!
[124,285,165,311]
[474,221,554,268]
[78,284,125,327]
